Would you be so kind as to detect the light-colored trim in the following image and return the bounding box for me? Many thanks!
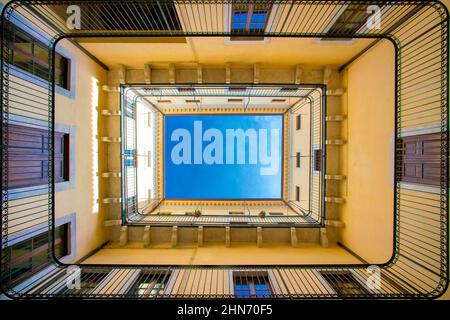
[162,107,286,114]
[159,111,288,204]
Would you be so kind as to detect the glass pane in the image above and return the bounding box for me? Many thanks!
[251,12,267,23]
[234,284,251,298]
[55,224,69,258]
[55,54,69,89]
[34,44,49,63]
[254,283,271,297]
[232,11,248,31]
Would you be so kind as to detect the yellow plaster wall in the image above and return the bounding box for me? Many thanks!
[80,37,374,70]
[339,39,395,264]
[54,39,108,261]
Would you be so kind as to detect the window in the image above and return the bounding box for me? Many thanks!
[127,196,137,213]
[124,149,136,167]
[314,149,322,172]
[321,272,370,296]
[295,186,300,202]
[280,87,299,92]
[324,4,374,40]
[8,124,70,189]
[231,2,272,41]
[234,273,272,298]
[58,272,108,295]
[296,152,301,168]
[296,114,301,130]
[228,86,247,93]
[268,212,284,216]
[399,133,442,186]
[6,224,69,286]
[129,272,171,297]
[177,87,196,92]
[9,26,70,90]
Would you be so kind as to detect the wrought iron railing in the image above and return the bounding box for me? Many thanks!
[121,84,326,227]
[1,0,448,299]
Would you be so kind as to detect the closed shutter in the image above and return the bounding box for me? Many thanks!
[7,124,69,188]
[399,133,441,186]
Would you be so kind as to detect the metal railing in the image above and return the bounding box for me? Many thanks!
[1,0,448,299]
[121,85,326,227]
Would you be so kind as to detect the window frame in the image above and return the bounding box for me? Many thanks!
[296,152,301,168]
[320,271,372,296]
[10,25,71,91]
[7,223,70,287]
[296,114,301,130]
[128,272,172,297]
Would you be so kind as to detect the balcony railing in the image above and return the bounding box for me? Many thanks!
[1,0,448,299]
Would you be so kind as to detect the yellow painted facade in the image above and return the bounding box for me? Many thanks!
[54,39,109,261]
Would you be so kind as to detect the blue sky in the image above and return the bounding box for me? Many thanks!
[164,114,282,199]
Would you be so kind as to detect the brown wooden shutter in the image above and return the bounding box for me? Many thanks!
[7,124,69,188]
[399,133,442,186]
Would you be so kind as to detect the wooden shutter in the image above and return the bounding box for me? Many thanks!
[399,133,442,186]
[7,124,69,188]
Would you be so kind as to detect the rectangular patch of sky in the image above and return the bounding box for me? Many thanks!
[164,114,282,199]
